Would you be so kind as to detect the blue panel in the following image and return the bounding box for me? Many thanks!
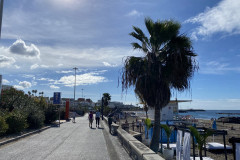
[53,92,61,104]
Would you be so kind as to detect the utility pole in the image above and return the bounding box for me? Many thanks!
[73,67,78,100]
[0,0,4,38]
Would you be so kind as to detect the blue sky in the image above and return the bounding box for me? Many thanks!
[0,0,240,110]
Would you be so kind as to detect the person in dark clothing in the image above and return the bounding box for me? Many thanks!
[88,111,94,128]
[108,115,113,133]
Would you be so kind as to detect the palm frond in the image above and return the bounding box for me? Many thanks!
[131,43,142,50]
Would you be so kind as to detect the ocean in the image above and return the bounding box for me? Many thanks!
[135,110,240,120]
[179,110,240,120]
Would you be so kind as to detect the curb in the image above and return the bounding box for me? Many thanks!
[0,126,51,146]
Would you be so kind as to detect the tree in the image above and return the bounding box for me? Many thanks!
[0,88,29,112]
[32,90,37,97]
[190,127,212,160]
[39,91,44,97]
[139,95,148,118]
[102,93,111,107]
[122,18,198,152]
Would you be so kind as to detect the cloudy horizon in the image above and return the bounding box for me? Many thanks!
[1,0,240,109]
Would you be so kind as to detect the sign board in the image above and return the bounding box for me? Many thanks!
[53,92,61,104]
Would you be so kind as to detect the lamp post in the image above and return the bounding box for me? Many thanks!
[0,0,4,38]
[101,97,104,120]
[73,67,78,100]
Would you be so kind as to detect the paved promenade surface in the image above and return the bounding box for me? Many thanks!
[0,115,131,160]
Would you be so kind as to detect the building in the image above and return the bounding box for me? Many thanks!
[148,100,191,121]
[96,100,136,109]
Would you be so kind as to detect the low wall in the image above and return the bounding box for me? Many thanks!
[103,116,164,160]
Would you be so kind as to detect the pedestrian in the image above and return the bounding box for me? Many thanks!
[95,109,101,128]
[89,111,94,128]
[132,120,135,131]
[108,115,113,133]
[72,111,76,123]
[136,118,139,131]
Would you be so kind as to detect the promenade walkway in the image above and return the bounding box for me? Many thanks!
[0,115,131,160]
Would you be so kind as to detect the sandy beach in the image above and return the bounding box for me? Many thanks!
[117,114,239,160]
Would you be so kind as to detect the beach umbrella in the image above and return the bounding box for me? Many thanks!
[212,120,217,142]
[212,120,217,130]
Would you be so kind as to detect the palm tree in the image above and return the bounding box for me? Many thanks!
[102,93,111,107]
[32,90,37,97]
[39,91,44,97]
[122,18,198,152]
[189,127,212,160]
[139,95,148,118]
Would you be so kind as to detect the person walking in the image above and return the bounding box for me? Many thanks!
[95,110,101,128]
[88,111,94,128]
[108,115,113,133]
[72,111,76,123]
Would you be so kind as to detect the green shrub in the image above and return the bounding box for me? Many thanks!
[60,108,65,120]
[44,106,58,124]
[6,111,28,134]
[27,110,45,129]
[0,116,8,136]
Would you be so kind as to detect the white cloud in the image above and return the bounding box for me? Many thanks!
[37,78,54,81]
[14,81,32,90]
[50,85,60,89]
[30,64,49,70]
[56,71,108,87]
[14,65,20,69]
[2,79,10,84]
[56,70,73,74]
[127,10,142,17]
[38,46,140,68]
[22,74,35,78]
[19,81,32,88]
[103,62,118,67]
[0,55,16,67]
[9,39,40,58]
[200,60,240,74]
[186,0,240,39]
[31,64,39,70]
[37,0,86,10]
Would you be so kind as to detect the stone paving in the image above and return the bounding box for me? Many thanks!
[0,115,131,160]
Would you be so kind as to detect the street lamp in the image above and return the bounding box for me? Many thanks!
[0,0,4,38]
[73,67,78,100]
[101,97,104,120]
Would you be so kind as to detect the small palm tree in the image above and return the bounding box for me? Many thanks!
[161,124,172,149]
[122,18,198,152]
[189,127,213,160]
[145,118,152,139]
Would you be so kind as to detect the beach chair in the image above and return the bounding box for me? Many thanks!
[206,142,232,151]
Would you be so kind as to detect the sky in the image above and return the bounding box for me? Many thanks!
[0,0,240,110]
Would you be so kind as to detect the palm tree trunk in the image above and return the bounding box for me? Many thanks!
[150,105,161,152]
[199,147,203,160]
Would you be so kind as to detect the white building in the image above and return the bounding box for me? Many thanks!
[148,100,191,121]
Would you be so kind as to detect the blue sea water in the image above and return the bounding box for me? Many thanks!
[179,110,240,120]
[135,110,240,120]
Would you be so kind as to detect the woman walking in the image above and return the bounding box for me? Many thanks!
[88,111,94,128]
